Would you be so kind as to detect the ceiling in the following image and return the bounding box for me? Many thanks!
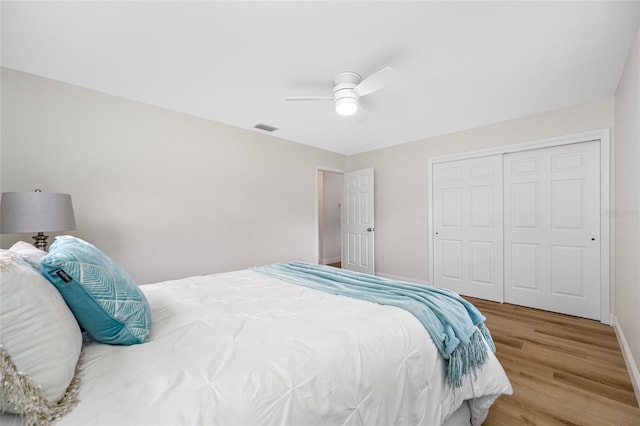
[2,1,639,155]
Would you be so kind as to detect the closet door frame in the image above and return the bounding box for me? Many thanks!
[427,128,611,324]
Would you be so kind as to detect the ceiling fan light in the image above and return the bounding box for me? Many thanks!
[335,97,358,116]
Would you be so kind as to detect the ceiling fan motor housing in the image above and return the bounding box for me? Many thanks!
[333,72,360,115]
[332,72,361,102]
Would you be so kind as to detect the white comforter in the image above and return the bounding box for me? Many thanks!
[57,269,511,425]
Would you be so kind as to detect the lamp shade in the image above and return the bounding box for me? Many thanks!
[1,191,76,234]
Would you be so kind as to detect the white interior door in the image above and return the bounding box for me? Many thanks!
[433,155,503,301]
[504,141,601,319]
[342,168,375,275]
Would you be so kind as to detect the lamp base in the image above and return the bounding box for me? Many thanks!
[32,232,49,251]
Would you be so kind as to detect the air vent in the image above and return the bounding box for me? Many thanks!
[254,123,278,132]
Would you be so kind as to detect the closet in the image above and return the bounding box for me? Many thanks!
[430,131,609,322]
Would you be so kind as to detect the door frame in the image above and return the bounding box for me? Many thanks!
[427,128,611,324]
[315,166,345,266]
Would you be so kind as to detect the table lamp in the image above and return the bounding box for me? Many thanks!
[0,189,76,251]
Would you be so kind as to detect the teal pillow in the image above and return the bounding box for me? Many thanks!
[40,236,151,345]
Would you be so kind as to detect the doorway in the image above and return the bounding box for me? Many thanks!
[317,167,377,274]
[318,170,343,267]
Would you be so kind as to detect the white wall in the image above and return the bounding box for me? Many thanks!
[614,24,640,400]
[0,68,346,284]
[347,97,615,283]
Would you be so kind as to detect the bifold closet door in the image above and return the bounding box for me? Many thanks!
[433,155,503,302]
[503,141,600,320]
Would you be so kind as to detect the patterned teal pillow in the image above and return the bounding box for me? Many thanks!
[40,236,151,345]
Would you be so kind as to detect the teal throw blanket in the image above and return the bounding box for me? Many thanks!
[251,262,495,388]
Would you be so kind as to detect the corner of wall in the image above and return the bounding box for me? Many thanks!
[612,314,640,406]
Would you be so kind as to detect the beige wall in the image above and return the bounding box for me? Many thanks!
[347,97,615,283]
[614,24,640,397]
[0,68,346,283]
[0,69,620,289]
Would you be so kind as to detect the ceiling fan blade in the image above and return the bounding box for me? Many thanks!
[285,96,334,102]
[353,67,399,97]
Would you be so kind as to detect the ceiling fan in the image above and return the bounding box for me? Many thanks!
[285,67,399,117]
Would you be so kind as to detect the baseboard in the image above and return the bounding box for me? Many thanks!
[320,257,341,265]
[376,272,431,285]
[612,314,640,406]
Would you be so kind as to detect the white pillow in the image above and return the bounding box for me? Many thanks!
[0,250,82,420]
[8,241,47,271]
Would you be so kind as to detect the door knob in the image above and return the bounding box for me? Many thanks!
[367,227,375,232]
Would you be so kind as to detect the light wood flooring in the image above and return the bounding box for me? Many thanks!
[325,263,639,424]
[467,297,640,426]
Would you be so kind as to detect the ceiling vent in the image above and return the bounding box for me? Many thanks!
[254,123,278,132]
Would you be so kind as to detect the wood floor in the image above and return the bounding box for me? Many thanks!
[325,263,639,424]
[467,297,640,426]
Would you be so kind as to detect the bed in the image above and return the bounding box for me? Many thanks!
[1,237,512,426]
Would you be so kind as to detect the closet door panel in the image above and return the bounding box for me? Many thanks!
[504,141,600,320]
[433,155,503,302]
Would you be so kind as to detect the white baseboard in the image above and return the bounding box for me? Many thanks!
[611,314,640,406]
[320,256,341,265]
